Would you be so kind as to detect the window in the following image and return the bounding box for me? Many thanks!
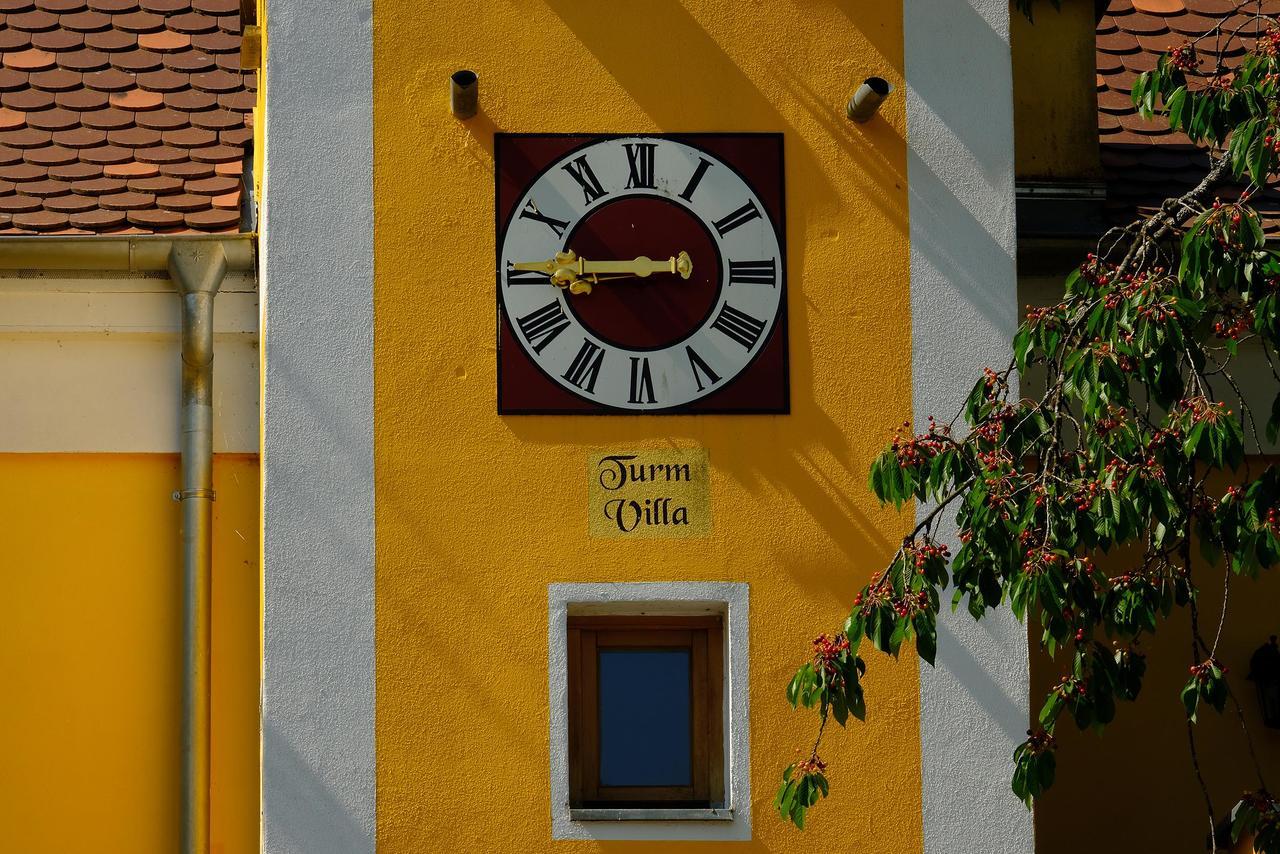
[548,581,750,841]
[566,616,724,809]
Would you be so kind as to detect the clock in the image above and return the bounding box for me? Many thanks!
[496,133,788,414]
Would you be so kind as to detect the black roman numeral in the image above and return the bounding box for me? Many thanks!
[678,156,712,202]
[685,345,721,392]
[563,338,605,393]
[710,304,767,350]
[515,300,570,354]
[728,258,776,287]
[624,142,657,189]
[517,200,570,238]
[628,356,656,404]
[505,262,550,287]
[712,200,762,237]
[561,154,607,205]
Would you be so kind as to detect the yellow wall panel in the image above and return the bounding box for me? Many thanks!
[1011,0,1102,180]
[0,454,259,854]
[374,1,920,850]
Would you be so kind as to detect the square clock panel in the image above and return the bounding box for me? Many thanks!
[496,133,788,414]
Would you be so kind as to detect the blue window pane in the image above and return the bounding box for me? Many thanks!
[598,649,691,787]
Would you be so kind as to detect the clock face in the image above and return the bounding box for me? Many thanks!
[496,134,788,414]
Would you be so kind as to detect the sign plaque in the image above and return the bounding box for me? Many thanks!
[588,449,711,538]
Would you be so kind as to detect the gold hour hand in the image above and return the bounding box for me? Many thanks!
[509,250,692,296]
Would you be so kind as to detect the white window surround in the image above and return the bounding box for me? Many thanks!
[548,581,751,841]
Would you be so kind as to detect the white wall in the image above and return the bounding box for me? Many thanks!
[905,1,1034,852]
[260,0,376,848]
[0,271,258,453]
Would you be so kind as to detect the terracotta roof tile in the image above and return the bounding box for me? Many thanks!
[78,143,131,163]
[67,206,122,228]
[83,67,134,90]
[1098,0,1280,230]
[137,67,185,90]
[83,27,134,50]
[44,192,95,211]
[87,0,139,12]
[156,190,204,210]
[0,0,249,233]
[10,9,62,30]
[13,209,67,228]
[31,28,83,50]
[51,126,105,146]
[103,158,156,176]
[162,49,212,71]
[0,193,43,211]
[30,68,82,90]
[25,108,78,130]
[98,188,150,208]
[71,175,123,192]
[135,142,184,162]
[0,126,50,147]
[189,68,236,92]
[190,28,234,52]
[164,88,212,110]
[113,8,161,29]
[0,99,51,121]
[38,0,90,11]
[47,159,99,178]
[135,107,186,128]
[21,177,70,196]
[24,144,77,165]
[80,106,133,129]
[137,29,188,51]
[158,158,208,177]
[59,47,109,70]
[59,10,112,30]
[181,205,232,228]
[0,30,34,51]
[109,86,162,109]
[190,0,234,14]
[110,48,163,71]
[127,172,177,191]
[126,205,180,226]
[4,48,56,70]
[183,172,229,193]
[106,124,158,145]
[55,86,107,108]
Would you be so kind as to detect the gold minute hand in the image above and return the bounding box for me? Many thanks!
[581,251,693,280]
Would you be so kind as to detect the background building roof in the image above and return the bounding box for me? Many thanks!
[1098,0,1280,233]
[0,0,253,234]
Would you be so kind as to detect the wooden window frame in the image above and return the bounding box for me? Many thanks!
[567,615,725,809]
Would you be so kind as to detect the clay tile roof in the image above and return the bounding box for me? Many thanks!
[1098,0,1280,233]
[0,0,249,233]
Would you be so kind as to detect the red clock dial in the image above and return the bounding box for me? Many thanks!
[496,134,788,414]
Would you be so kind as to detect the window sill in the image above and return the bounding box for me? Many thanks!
[569,808,733,822]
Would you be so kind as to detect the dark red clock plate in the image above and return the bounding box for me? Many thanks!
[496,133,788,415]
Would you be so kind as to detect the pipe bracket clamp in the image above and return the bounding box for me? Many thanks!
[173,488,217,502]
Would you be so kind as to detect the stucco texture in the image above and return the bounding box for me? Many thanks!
[0,454,259,854]
[373,1,920,851]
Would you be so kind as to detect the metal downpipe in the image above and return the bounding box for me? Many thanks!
[169,242,227,854]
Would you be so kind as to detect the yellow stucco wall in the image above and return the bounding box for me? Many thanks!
[373,2,920,851]
[1010,0,1101,181]
[0,454,259,854]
